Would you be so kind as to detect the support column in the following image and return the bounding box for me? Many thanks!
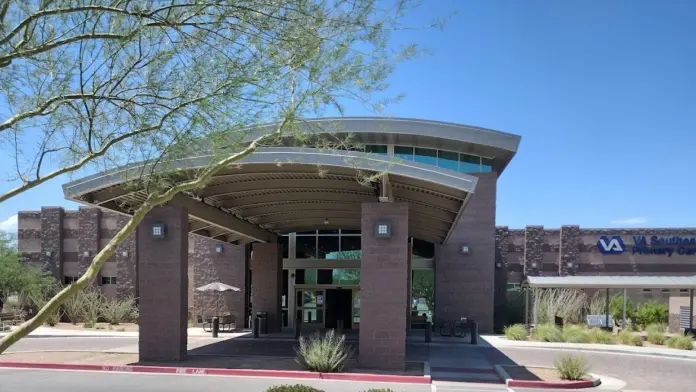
[77,207,101,285]
[138,206,188,362]
[359,202,409,370]
[116,214,138,299]
[192,237,247,328]
[524,226,544,276]
[559,225,580,276]
[40,207,64,279]
[251,242,283,333]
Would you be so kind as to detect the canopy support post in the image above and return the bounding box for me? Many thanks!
[533,288,539,327]
[622,288,627,330]
[524,288,530,328]
[690,289,694,332]
[605,288,610,329]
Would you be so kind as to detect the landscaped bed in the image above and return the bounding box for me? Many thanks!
[500,365,600,389]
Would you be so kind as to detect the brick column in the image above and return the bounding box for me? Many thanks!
[359,202,409,371]
[40,207,64,279]
[435,173,497,333]
[77,207,101,285]
[116,214,138,299]
[138,206,188,362]
[524,226,544,276]
[192,236,247,328]
[559,225,580,276]
[494,226,510,332]
[251,242,283,333]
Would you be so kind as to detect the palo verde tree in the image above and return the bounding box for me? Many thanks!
[0,0,443,352]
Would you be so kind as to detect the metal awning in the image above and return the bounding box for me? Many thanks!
[525,275,696,289]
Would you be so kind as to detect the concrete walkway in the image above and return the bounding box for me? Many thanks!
[0,326,247,339]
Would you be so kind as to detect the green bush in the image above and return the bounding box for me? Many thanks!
[617,330,643,346]
[645,323,666,334]
[554,354,590,381]
[646,330,665,345]
[265,385,324,392]
[635,302,668,328]
[62,289,86,324]
[295,330,353,372]
[562,325,589,343]
[667,335,694,350]
[80,289,103,327]
[101,296,137,325]
[609,295,634,323]
[504,324,528,341]
[532,324,563,342]
[362,390,395,392]
[586,328,615,344]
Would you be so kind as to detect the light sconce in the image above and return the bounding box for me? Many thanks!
[83,251,91,257]
[215,244,224,254]
[374,221,392,238]
[460,245,471,255]
[150,222,166,238]
[45,250,52,257]
[531,262,538,268]
[566,262,574,268]
[324,218,329,225]
[495,262,502,269]
[121,251,129,258]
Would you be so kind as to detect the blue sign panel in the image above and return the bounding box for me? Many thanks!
[598,235,696,257]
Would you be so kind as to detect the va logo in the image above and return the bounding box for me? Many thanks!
[597,236,625,254]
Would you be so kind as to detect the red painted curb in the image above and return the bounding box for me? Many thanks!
[0,361,431,384]
[507,378,597,389]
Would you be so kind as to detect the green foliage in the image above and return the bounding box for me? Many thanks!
[646,330,665,345]
[62,290,86,324]
[265,385,324,392]
[0,233,59,302]
[362,390,395,392]
[554,355,590,381]
[532,324,563,342]
[535,289,587,325]
[617,330,643,346]
[101,296,137,325]
[645,323,666,334]
[667,335,694,350]
[411,269,434,314]
[562,325,590,343]
[586,328,615,344]
[80,290,103,327]
[504,324,528,341]
[635,302,668,328]
[609,295,634,322]
[295,330,353,372]
[28,292,62,326]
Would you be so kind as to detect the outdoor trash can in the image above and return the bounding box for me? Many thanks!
[257,311,268,334]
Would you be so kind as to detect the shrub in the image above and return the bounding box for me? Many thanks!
[647,330,665,345]
[609,295,634,323]
[536,289,587,324]
[102,297,137,325]
[62,290,86,324]
[28,292,62,326]
[635,302,668,328]
[80,289,103,327]
[667,335,694,350]
[554,354,590,381]
[265,385,324,392]
[362,390,394,392]
[504,324,528,341]
[587,328,615,344]
[562,325,590,343]
[645,323,666,334]
[617,330,643,346]
[295,330,353,372]
[532,324,563,342]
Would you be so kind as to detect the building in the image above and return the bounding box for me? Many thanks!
[14,117,696,368]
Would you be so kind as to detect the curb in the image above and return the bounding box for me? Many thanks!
[0,361,431,384]
[495,342,696,360]
[494,365,601,390]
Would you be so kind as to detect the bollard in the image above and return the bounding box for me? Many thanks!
[294,314,302,340]
[470,321,478,345]
[212,316,219,338]
[337,319,344,335]
[425,321,432,343]
[252,316,259,338]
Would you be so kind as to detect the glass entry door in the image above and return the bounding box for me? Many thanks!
[296,289,325,326]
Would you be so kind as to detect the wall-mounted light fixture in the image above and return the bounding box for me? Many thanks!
[495,262,502,269]
[45,250,52,257]
[566,262,574,268]
[121,251,129,258]
[460,245,471,255]
[323,218,329,225]
[150,222,166,238]
[531,262,538,268]
[82,250,91,257]
[215,244,224,253]
[374,221,391,238]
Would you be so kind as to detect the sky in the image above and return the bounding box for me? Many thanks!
[1,0,695,232]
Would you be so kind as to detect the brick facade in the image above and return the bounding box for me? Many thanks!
[138,206,188,362]
[251,242,283,333]
[77,207,101,286]
[359,202,409,370]
[115,214,138,299]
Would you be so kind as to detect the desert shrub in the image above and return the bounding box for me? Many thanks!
[536,289,587,324]
[635,302,668,328]
[609,295,634,324]
[62,290,86,324]
[554,354,590,381]
[562,325,590,343]
[667,335,694,350]
[645,323,666,334]
[28,292,62,326]
[102,296,137,325]
[80,289,103,327]
[362,390,394,392]
[295,330,353,372]
[504,324,528,341]
[586,328,615,344]
[588,290,609,315]
[532,324,563,342]
[647,330,665,345]
[617,330,643,346]
[265,385,324,392]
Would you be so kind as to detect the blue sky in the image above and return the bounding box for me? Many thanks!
[1,0,695,231]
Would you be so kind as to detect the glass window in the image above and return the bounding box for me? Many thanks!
[296,235,317,259]
[642,288,651,293]
[317,269,333,284]
[296,230,316,235]
[412,238,435,259]
[394,146,414,161]
[437,150,458,171]
[661,289,670,293]
[412,269,434,321]
[63,276,78,285]
[317,236,339,259]
[506,283,521,292]
[333,269,360,285]
[353,290,360,324]
[414,148,437,166]
[280,235,289,258]
[680,289,689,293]
[339,236,361,259]
[365,144,387,155]
[481,157,494,172]
[100,277,116,285]
[341,229,361,235]
[459,153,481,173]
[318,229,339,234]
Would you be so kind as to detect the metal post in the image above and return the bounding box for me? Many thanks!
[337,319,344,335]
[294,313,302,340]
[605,288,610,329]
[524,288,530,328]
[425,321,432,343]
[622,288,627,330]
[252,316,259,338]
[690,289,694,332]
[212,316,219,338]
[470,321,478,345]
[532,289,539,327]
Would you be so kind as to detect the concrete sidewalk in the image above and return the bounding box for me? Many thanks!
[481,335,696,359]
[0,326,249,339]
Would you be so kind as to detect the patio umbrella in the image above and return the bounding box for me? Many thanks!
[195,282,241,316]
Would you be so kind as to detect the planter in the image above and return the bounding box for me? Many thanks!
[495,365,601,389]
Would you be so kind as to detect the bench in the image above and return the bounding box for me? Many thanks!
[0,312,23,330]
